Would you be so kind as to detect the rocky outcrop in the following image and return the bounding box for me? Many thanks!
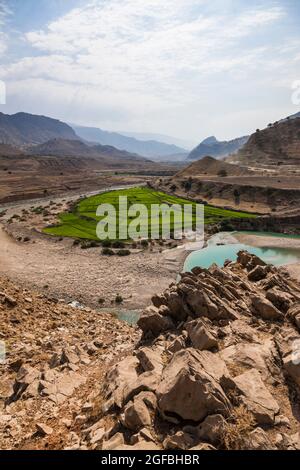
[88,251,300,451]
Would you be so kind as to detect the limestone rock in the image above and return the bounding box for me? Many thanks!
[186,319,218,351]
[157,349,231,422]
[230,369,280,425]
[251,295,283,320]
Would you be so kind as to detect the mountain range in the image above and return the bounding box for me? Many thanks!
[188,135,249,160]
[71,124,187,159]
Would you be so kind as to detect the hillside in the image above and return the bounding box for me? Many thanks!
[177,156,251,178]
[72,124,187,158]
[236,118,300,164]
[188,135,249,160]
[0,112,78,146]
[0,143,24,157]
[27,138,148,162]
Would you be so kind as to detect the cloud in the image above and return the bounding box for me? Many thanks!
[3,0,299,139]
[0,0,12,56]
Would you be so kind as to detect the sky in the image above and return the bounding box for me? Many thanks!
[0,0,300,146]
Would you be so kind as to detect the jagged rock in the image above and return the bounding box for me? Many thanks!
[287,303,300,330]
[35,423,53,436]
[123,392,156,431]
[136,347,164,375]
[167,335,186,353]
[238,251,266,270]
[266,288,293,313]
[102,432,125,450]
[248,265,270,282]
[163,431,195,450]
[4,295,17,307]
[190,443,216,450]
[157,349,231,422]
[186,319,218,351]
[197,414,226,445]
[220,339,279,380]
[137,307,174,337]
[104,356,139,407]
[251,295,283,320]
[241,428,276,450]
[9,365,40,402]
[131,428,156,445]
[230,369,280,425]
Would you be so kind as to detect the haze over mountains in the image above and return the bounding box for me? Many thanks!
[72,124,187,159]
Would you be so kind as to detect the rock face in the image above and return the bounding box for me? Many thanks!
[2,251,300,451]
[93,251,300,451]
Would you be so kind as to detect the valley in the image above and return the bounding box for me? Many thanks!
[1,110,300,452]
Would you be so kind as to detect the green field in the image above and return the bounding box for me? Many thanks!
[43,187,256,241]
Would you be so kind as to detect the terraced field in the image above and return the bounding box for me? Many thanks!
[43,187,256,241]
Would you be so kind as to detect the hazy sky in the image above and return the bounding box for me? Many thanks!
[0,0,300,144]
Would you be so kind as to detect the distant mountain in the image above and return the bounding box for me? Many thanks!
[188,135,249,160]
[235,117,300,164]
[27,138,149,162]
[0,112,78,146]
[119,131,194,149]
[71,124,187,158]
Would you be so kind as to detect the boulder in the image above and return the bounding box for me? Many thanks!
[157,349,231,422]
[123,392,156,431]
[197,414,226,445]
[186,319,218,351]
[241,428,276,450]
[163,431,195,450]
[266,288,293,313]
[251,295,283,320]
[136,347,164,375]
[102,432,125,450]
[9,365,40,402]
[287,303,300,330]
[230,369,280,425]
[137,307,174,337]
[248,265,269,282]
[237,251,266,270]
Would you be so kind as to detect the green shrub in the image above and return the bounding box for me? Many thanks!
[117,249,131,256]
[102,248,114,256]
[115,294,123,304]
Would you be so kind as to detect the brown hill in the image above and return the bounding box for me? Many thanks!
[236,118,300,164]
[0,112,78,146]
[177,156,251,178]
[0,143,24,157]
[27,138,148,163]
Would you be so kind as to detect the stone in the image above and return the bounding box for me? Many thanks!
[186,319,218,351]
[102,432,125,450]
[266,288,293,313]
[163,431,195,450]
[9,365,40,402]
[137,307,174,337]
[36,423,53,436]
[197,414,226,445]
[251,295,283,320]
[241,428,276,450]
[230,369,280,425]
[90,427,106,445]
[157,349,231,422]
[123,393,153,431]
[136,347,164,375]
[248,265,269,282]
[287,303,300,330]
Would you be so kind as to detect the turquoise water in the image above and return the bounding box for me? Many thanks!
[184,232,300,272]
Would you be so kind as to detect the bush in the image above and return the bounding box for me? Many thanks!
[112,241,125,249]
[102,248,114,256]
[218,169,228,177]
[115,294,123,304]
[101,239,112,248]
[141,239,149,248]
[117,249,131,256]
